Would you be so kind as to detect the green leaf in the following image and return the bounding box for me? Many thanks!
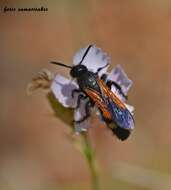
[47,92,74,128]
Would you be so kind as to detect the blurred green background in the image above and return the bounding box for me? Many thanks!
[0,0,171,189]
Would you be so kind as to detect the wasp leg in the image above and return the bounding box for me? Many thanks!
[100,73,108,82]
[71,89,82,98]
[96,63,109,74]
[71,89,88,108]
[75,94,88,109]
[101,74,127,100]
[75,101,93,124]
[101,74,122,91]
[106,80,128,100]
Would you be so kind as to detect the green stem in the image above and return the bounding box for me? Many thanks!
[46,93,100,189]
[81,133,100,190]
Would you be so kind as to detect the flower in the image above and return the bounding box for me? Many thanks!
[51,45,134,132]
[27,69,54,95]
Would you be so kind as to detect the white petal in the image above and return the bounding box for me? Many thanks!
[107,64,133,95]
[73,44,111,75]
[74,99,91,132]
[51,75,78,108]
[74,119,90,133]
[124,103,135,115]
[111,85,127,102]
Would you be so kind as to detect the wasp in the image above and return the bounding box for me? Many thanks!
[51,45,134,140]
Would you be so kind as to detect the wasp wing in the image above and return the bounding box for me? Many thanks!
[84,88,112,121]
[85,85,132,141]
[84,78,134,140]
[106,98,134,130]
[97,79,134,130]
[97,79,134,140]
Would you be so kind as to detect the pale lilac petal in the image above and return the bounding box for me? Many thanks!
[73,45,111,75]
[51,74,91,132]
[107,65,133,95]
[74,99,91,132]
[74,119,90,133]
[51,75,78,108]
[124,103,134,115]
[111,85,127,102]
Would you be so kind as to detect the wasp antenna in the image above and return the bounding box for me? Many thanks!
[79,44,93,64]
[50,61,72,69]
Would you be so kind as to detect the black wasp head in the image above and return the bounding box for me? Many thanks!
[70,65,88,78]
[50,61,88,78]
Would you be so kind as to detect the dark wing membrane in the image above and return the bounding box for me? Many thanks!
[97,78,134,130]
[107,98,134,130]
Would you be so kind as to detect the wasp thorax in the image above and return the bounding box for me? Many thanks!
[70,65,88,78]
